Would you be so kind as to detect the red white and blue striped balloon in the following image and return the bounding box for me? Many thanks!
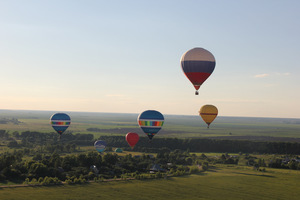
[181,47,216,95]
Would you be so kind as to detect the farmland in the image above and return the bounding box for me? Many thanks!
[0,109,299,141]
[0,110,300,199]
[1,165,300,200]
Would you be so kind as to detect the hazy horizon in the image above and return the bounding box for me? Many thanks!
[1,108,299,120]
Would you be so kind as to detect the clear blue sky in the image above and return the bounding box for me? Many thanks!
[0,0,299,118]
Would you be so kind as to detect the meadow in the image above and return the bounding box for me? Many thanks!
[1,165,300,200]
[0,109,300,141]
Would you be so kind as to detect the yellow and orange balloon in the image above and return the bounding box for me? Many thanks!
[199,105,218,128]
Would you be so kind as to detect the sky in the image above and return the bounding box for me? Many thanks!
[0,0,299,118]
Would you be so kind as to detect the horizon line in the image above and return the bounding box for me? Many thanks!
[0,108,299,120]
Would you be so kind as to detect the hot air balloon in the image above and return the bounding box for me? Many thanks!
[137,110,164,141]
[199,104,218,128]
[126,132,139,149]
[115,148,123,153]
[94,140,107,153]
[50,113,71,138]
[181,47,216,95]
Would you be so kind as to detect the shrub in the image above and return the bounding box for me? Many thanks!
[23,178,30,185]
[65,179,73,184]
[189,165,201,174]
[38,177,44,183]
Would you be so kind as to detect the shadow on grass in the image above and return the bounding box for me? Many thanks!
[232,172,275,178]
[206,165,222,172]
[192,172,209,176]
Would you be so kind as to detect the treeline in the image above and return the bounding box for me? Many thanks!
[2,130,300,154]
[0,130,94,154]
[0,118,21,124]
[18,131,94,146]
[87,127,140,134]
[2,131,94,148]
[0,149,202,182]
[2,148,299,184]
[100,136,300,154]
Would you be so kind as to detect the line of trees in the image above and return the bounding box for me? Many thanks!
[100,136,300,154]
[1,131,94,149]
[2,130,300,154]
[0,148,203,182]
[2,148,299,184]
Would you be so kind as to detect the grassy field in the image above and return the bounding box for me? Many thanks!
[1,165,300,200]
[0,109,300,140]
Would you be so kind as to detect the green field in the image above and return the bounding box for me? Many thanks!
[0,110,300,141]
[1,165,300,200]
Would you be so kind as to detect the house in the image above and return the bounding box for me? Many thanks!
[149,164,166,173]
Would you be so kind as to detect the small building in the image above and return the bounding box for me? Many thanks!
[149,164,166,173]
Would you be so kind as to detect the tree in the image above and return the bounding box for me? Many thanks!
[103,153,118,166]
[62,155,77,171]
[288,160,298,170]
[12,131,20,139]
[258,158,266,167]
[29,162,48,178]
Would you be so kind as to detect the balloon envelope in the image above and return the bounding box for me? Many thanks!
[94,140,107,153]
[115,148,123,153]
[199,105,218,128]
[137,110,164,140]
[50,113,71,135]
[126,132,139,149]
[181,47,215,94]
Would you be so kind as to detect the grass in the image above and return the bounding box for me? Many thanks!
[1,165,300,200]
